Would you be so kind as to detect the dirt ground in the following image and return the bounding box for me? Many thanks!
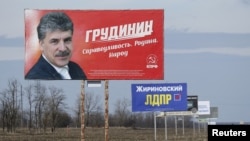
[0,127,207,141]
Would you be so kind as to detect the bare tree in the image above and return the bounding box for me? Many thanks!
[0,79,20,133]
[114,98,131,127]
[42,98,51,133]
[89,106,103,127]
[56,111,72,127]
[0,90,7,131]
[24,84,34,132]
[33,81,47,133]
[85,92,102,127]
[48,86,66,132]
[73,92,103,128]
[73,98,81,128]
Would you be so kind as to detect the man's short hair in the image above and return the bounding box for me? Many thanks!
[37,11,73,41]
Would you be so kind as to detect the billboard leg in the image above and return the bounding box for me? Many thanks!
[182,115,185,135]
[104,80,109,141]
[165,115,167,140]
[81,80,85,141]
[154,112,157,141]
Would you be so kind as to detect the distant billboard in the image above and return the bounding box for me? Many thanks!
[132,83,187,112]
[187,95,198,113]
[24,9,164,80]
[198,101,210,115]
[199,106,218,119]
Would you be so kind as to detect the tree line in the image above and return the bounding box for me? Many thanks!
[0,79,194,133]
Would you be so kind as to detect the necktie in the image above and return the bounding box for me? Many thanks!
[60,67,71,79]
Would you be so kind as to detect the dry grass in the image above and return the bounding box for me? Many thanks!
[0,127,207,141]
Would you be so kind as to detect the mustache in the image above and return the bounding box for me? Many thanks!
[55,51,70,57]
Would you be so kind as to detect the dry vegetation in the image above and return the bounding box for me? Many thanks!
[0,127,207,141]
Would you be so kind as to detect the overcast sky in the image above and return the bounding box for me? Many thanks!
[0,0,250,123]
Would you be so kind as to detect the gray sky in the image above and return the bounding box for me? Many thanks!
[0,0,250,122]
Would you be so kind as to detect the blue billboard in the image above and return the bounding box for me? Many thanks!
[132,83,187,112]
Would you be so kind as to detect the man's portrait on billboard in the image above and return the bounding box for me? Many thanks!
[25,11,87,80]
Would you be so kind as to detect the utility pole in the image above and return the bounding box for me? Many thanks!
[21,85,23,128]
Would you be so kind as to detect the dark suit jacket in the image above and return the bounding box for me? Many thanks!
[25,56,87,80]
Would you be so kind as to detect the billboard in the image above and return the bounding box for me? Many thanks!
[24,9,164,80]
[198,101,210,115]
[199,106,218,119]
[132,83,187,112]
[187,95,198,113]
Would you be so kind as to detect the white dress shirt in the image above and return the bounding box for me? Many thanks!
[42,54,71,79]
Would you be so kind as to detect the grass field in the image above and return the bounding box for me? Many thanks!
[0,127,207,141]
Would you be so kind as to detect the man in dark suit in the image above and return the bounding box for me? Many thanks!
[25,11,87,80]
